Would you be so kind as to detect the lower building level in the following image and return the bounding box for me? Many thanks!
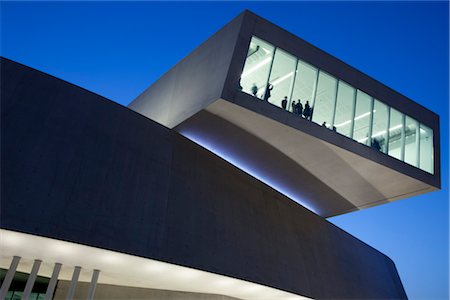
[1,230,302,300]
[0,57,407,299]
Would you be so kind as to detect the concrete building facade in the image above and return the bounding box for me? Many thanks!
[1,10,440,300]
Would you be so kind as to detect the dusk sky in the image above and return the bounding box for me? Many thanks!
[1,1,448,299]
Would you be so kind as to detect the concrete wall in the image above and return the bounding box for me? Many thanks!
[53,281,238,300]
[1,57,407,299]
[127,12,244,129]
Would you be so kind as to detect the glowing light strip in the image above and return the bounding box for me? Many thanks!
[1,229,308,300]
[241,57,272,79]
[179,131,318,214]
[358,124,403,143]
[335,110,376,128]
[261,46,271,54]
[271,72,294,86]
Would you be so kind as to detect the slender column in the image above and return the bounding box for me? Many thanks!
[287,60,298,112]
[349,89,357,139]
[367,97,374,146]
[22,259,42,300]
[400,114,406,161]
[86,270,100,300]
[309,70,320,120]
[385,107,391,154]
[0,256,21,299]
[66,266,81,300]
[262,48,276,100]
[415,122,420,167]
[44,262,62,300]
[331,79,339,127]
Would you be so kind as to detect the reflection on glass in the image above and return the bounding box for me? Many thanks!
[419,124,434,174]
[353,90,372,145]
[388,108,403,160]
[291,60,318,114]
[371,100,389,153]
[267,49,297,109]
[333,81,355,138]
[240,37,275,99]
[311,71,337,127]
[404,116,418,167]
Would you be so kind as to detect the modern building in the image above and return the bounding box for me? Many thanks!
[1,10,440,300]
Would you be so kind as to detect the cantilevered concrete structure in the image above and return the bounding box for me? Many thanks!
[1,10,439,300]
[129,10,440,218]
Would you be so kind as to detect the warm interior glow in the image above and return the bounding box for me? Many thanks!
[0,229,309,300]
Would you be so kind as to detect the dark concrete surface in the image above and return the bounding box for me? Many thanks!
[175,109,358,217]
[1,57,407,299]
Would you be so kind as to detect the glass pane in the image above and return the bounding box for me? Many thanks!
[333,81,355,137]
[371,99,389,153]
[419,124,434,173]
[291,60,318,116]
[353,90,372,145]
[266,49,297,109]
[404,116,418,167]
[240,36,275,99]
[311,71,337,127]
[388,108,404,160]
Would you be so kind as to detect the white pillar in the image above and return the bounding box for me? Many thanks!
[22,259,42,300]
[0,256,21,299]
[66,266,81,300]
[44,262,62,300]
[86,269,100,300]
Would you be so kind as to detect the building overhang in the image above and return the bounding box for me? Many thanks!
[176,97,437,217]
[128,10,440,217]
[0,229,307,300]
[1,55,409,299]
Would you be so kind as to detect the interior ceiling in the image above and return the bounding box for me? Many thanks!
[175,99,436,218]
[0,229,308,300]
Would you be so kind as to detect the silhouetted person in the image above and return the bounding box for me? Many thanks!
[296,100,303,117]
[291,101,297,114]
[332,125,337,132]
[263,83,273,101]
[322,121,327,128]
[303,101,312,120]
[251,83,258,97]
[281,96,288,110]
[372,138,381,151]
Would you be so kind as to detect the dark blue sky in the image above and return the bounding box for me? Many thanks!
[2,1,448,299]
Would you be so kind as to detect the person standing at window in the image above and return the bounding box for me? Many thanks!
[291,100,297,114]
[372,138,382,151]
[304,101,312,120]
[296,100,303,117]
[263,84,273,101]
[281,96,288,110]
[251,83,258,97]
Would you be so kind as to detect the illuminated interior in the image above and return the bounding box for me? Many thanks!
[240,36,434,174]
[0,229,309,300]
